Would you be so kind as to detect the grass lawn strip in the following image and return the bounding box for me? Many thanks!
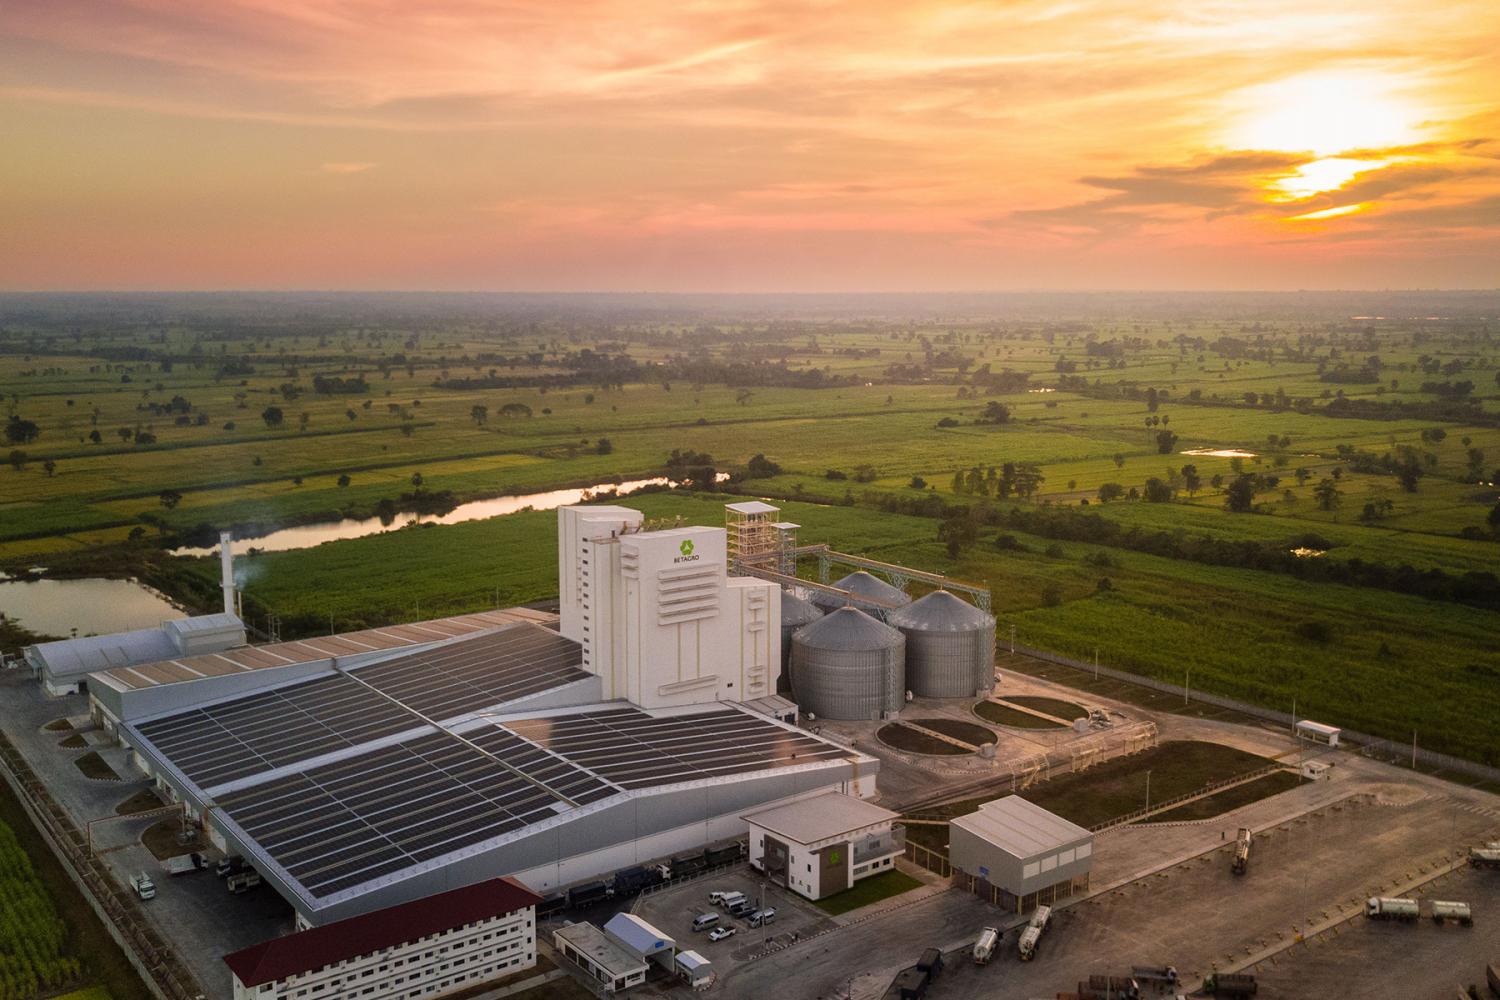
[812,870,924,916]
[1143,770,1304,823]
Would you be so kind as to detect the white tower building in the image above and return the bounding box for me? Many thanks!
[557,506,781,709]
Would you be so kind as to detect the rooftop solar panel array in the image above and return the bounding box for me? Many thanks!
[217,728,615,898]
[134,673,418,789]
[352,626,585,720]
[500,706,851,790]
[132,623,585,790]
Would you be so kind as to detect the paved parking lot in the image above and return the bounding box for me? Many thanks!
[634,867,838,968]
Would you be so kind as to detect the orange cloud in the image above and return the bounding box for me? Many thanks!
[0,0,1497,289]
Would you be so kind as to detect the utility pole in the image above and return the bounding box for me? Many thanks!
[1145,770,1151,814]
[1093,647,1099,680]
[1184,668,1190,706]
[1412,730,1417,770]
[1010,624,1016,654]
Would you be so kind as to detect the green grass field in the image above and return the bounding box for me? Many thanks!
[2,298,1498,768]
[813,870,924,916]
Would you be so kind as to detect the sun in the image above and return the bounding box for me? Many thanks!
[1230,72,1423,157]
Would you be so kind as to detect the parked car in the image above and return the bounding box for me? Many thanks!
[708,927,737,942]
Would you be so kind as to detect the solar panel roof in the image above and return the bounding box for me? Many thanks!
[131,622,586,791]
[216,728,614,898]
[499,706,851,790]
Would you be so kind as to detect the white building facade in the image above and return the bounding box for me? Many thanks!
[224,879,539,1000]
[558,506,781,709]
[744,792,904,900]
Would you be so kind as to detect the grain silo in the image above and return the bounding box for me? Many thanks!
[887,590,996,698]
[789,607,906,720]
[779,590,825,692]
[811,570,911,621]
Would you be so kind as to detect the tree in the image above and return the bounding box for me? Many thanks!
[1294,467,1311,486]
[951,470,966,494]
[42,459,56,477]
[498,402,532,419]
[1097,482,1126,502]
[5,416,40,445]
[596,438,613,455]
[1224,473,1260,513]
[852,464,878,483]
[88,429,101,444]
[977,401,1011,424]
[1155,429,1178,454]
[746,453,782,478]
[261,406,285,428]
[470,404,488,426]
[159,489,183,510]
[337,474,351,488]
[1112,453,1125,469]
[1313,478,1342,513]
[298,411,310,432]
[410,472,424,490]
[909,475,927,489]
[1180,464,1201,495]
[1488,501,1500,532]
[1011,462,1045,499]
[8,449,27,471]
[1143,477,1174,502]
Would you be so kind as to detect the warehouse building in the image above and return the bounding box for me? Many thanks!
[744,791,904,900]
[948,796,1092,912]
[25,612,245,696]
[91,506,878,929]
[553,912,677,994]
[222,877,540,1000]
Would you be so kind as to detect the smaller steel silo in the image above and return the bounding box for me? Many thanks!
[779,590,825,693]
[811,570,911,621]
[789,607,906,720]
[887,590,996,698]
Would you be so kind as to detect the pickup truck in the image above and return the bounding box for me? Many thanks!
[130,873,156,900]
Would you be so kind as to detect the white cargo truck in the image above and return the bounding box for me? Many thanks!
[1365,896,1419,921]
[130,873,156,900]
[972,927,999,965]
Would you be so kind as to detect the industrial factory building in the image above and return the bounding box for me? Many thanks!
[26,612,246,696]
[84,504,880,929]
[948,796,1093,912]
[744,791,904,900]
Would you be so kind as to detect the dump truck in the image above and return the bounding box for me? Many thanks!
[1429,900,1473,926]
[1203,972,1257,997]
[972,927,999,965]
[1017,905,1051,961]
[1232,828,1252,875]
[566,880,610,908]
[610,865,652,897]
[1366,896,1420,921]
[130,873,156,900]
[1469,847,1500,870]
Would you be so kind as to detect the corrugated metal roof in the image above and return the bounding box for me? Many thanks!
[676,950,711,971]
[887,590,994,632]
[222,877,540,987]
[29,628,182,678]
[726,501,781,514]
[604,912,674,956]
[164,613,244,635]
[742,791,897,845]
[554,923,648,977]
[950,796,1090,859]
[780,590,824,628]
[814,571,910,610]
[791,606,903,652]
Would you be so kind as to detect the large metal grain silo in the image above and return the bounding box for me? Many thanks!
[811,570,911,621]
[789,607,906,720]
[887,590,996,698]
[779,590,825,692]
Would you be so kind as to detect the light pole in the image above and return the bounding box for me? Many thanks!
[1144,770,1152,814]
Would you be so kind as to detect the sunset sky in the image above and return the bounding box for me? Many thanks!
[3,0,1498,291]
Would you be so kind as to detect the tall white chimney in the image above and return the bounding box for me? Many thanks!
[219,530,236,617]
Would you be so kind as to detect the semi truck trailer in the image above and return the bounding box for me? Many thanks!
[972,927,999,964]
[1429,900,1473,926]
[1366,896,1420,921]
[1232,828,1251,875]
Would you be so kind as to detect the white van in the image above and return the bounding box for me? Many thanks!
[692,913,721,932]
[718,891,748,910]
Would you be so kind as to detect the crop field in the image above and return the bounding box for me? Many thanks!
[2,291,1498,764]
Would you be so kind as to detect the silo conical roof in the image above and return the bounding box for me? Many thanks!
[781,590,825,628]
[812,571,910,612]
[793,606,904,650]
[887,590,995,632]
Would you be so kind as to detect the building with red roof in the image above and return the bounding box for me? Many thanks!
[224,877,540,1000]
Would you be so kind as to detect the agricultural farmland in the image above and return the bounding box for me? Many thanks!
[1,291,1498,763]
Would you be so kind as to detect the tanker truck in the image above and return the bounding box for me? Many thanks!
[1365,896,1419,921]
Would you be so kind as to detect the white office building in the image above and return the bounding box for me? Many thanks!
[744,791,904,900]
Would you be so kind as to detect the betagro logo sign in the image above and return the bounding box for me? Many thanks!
[674,537,700,564]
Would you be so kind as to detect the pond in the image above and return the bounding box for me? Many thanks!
[0,577,184,639]
[1180,448,1258,459]
[169,475,723,557]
